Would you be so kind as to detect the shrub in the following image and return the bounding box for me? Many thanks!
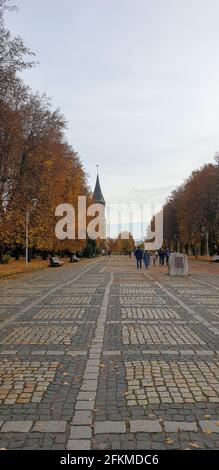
[1,254,11,264]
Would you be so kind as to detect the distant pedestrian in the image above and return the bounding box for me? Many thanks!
[158,248,165,266]
[134,247,143,269]
[129,251,132,258]
[151,252,157,266]
[165,248,170,265]
[143,250,150,269]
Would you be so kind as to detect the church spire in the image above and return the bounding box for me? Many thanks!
[93,166,105,205]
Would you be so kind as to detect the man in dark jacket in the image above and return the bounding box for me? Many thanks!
[135,247,143,269]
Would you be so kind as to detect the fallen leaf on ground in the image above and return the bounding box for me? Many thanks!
[166,438,175,445]
[189,443,200,449]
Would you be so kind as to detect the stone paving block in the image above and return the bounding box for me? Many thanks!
[142,350,160,355]
[0,350,17,355]
[72,411,92,425]
[70,426,92,439]
[32,421,66,433]
[1,421,33,433]
[179,350,195,355]
[199,420,219,433]
[84,373,96,380]
[67,351,87,356]
[94,421,126,434]
[81,380,98,391]
[77,391,96,401]
[130,420,162,433]
[84,367,99,374]
[103,351,121,356]
[30,350,46,355]
[67,440,91,450]
[195,350,214,356]
[75,401,95,410]
[164,421,198,432]
[0,421,4,430]
[86,360,99,367]
[46,350,65,355]
[163,350,179,355]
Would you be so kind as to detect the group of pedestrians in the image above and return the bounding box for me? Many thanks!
[134,247,150,269]
[134,247,170,269]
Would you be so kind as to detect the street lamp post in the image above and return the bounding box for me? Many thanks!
[25,210,29,268]
[206,232,209,257]
[25,199,38,269]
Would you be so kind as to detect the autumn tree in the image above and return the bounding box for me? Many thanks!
[113,231,135,254]
[0,2,91,261]
[163,158,219,255]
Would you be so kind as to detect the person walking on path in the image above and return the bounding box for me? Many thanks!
[165,247,170,265]
[152,251,157,266]
[158,248,165,266]
[134,247,143,269]
[143,250,150,269]
[129,251,132,258]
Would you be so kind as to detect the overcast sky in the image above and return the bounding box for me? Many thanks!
[5,0,219,237]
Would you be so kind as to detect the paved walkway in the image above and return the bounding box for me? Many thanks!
[0,256,219,450]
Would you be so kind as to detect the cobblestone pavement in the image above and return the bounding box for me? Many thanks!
[0,256,219,450]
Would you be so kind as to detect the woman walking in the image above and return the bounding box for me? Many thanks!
[143,250,150,269]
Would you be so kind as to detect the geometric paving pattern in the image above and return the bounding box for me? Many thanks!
[122,324,205,345]
[118,283,152,288]
[33,307,85,320]
[0,297,27,305]
[125,360,219,405]
[62,288,97,294]
[119,288,157,295]
[0,361,59,404]
[207,308,219,318]
[120,296,166,306]
[191,297,219,306]
[1,289,42,295]
[48,296,92,305]
[177,288,218,296]
[0,256,219,451]
[121,307,180,320]
[1,326,78,345]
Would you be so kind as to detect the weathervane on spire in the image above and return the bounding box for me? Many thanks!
[96,164,99,175]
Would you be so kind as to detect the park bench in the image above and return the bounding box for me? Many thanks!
[49,256,64,267]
